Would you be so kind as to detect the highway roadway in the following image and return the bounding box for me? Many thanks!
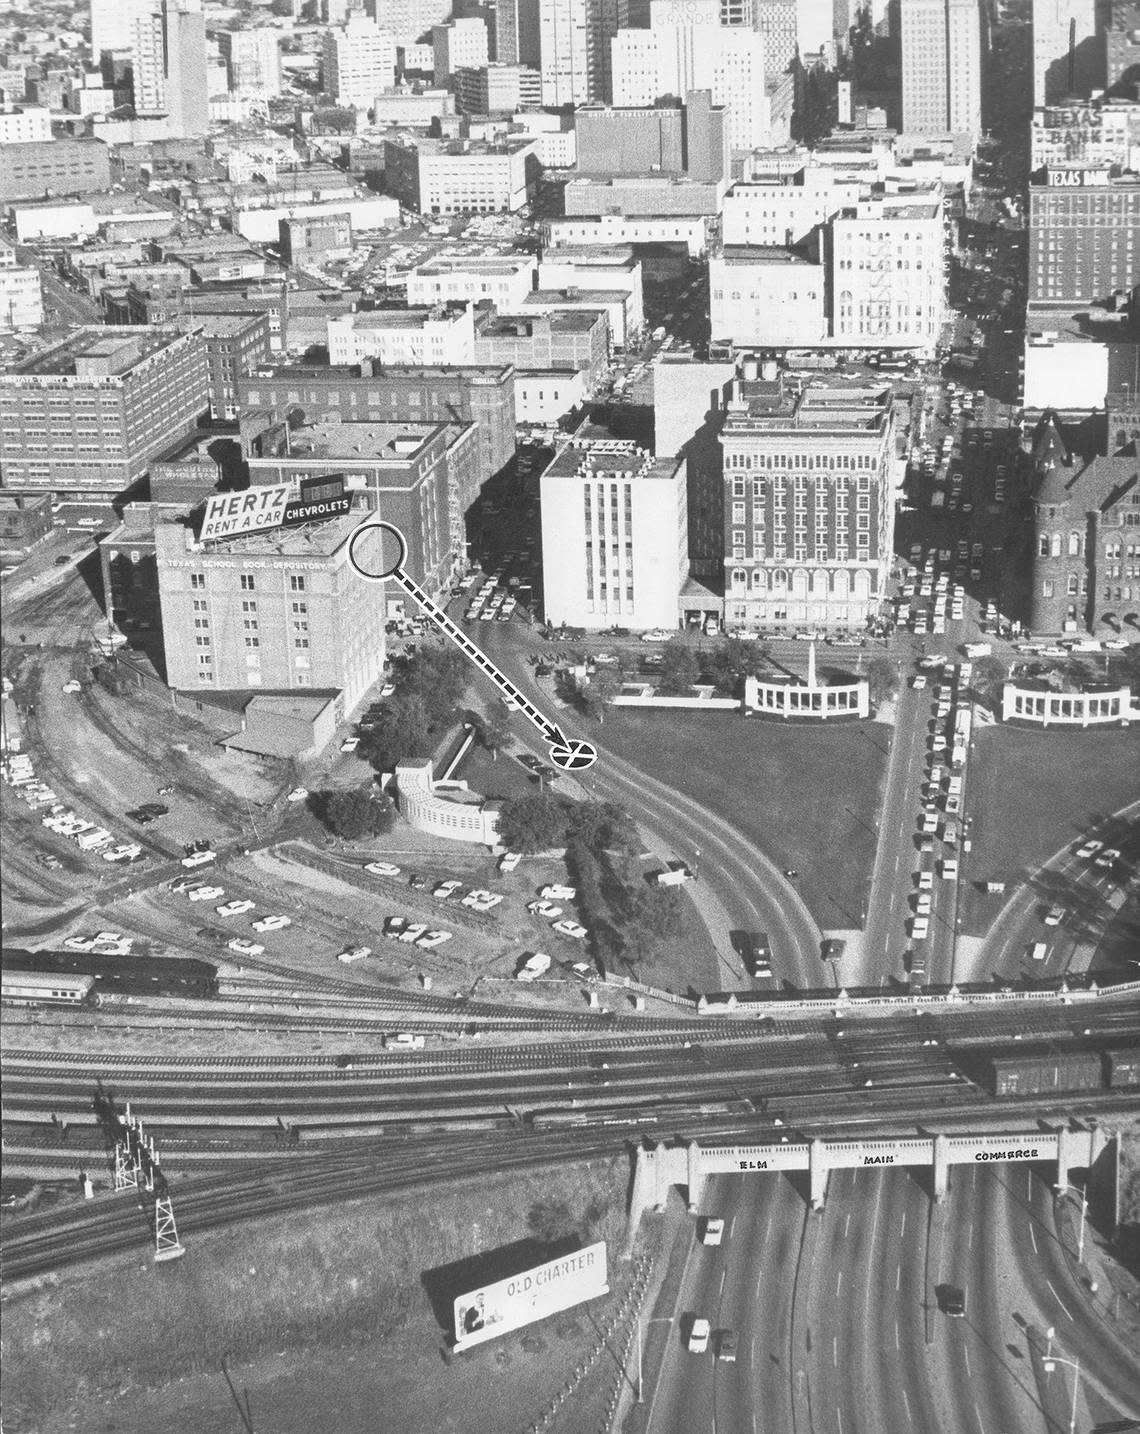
[642,1162,1140,1434]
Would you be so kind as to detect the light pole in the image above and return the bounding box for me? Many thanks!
[1041,1329,1081,1434]
[1054,1183,1088,1263]
[636,1314,674,1404]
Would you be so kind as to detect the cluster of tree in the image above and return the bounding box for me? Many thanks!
[356,646,468,773]
[566,831,681,974]
[577,636,773,718]
[497,794,638,856]
[864,656,900,709]
[316,786,396,841]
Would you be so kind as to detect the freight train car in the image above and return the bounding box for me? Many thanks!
[0,947,218,1001]
[985,1049,1135,1097]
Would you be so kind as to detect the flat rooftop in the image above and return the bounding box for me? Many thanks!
[284,417,450,461]
[478,309,604,335]
[157,509,364,557]
[720,245,817,265]
[544,438,681,482]
[525,288,628,304]
[725,376,893,432]
[7,326,185,380]
[335,306,467,329]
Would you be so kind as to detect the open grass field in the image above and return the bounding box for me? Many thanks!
[594,710,889,932]
[3,1160,637,1434]
[958,724,1140,935]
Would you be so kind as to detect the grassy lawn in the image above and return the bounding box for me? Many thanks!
[4,1161,634,1434]
[458,743,543,803]
[959,724,1140,936]
[594,710,889,931]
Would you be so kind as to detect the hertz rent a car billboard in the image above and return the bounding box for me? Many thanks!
[453,1242,608,1351]
[199,485,292,542]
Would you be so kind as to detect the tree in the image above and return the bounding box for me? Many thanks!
[582,666,622,723]
[498,792,568,853]
[358,692,433,771]
[971,654,1008,708]
[478,707,512,760]
[658,638,700,695]
[398,646,467,728]
[321,786,395,840]
[865,655,899,708]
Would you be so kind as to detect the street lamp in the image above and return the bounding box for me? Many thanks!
[1041,1329,1081,1434]
[1054,1183,1088,1263]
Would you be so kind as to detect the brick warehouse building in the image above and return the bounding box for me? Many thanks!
[238,358,516,496]
[1026,410,1140,633]
[0,327,208,497]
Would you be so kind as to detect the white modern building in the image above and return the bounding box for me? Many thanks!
[721,172,865,246]
[710,248,828,347]
[830,196,945,350]
[327,306,477,367]
[0,108,52,144]
[322,15,397,108]
[219,28,282,98]
[131,0,210,137]
[545,213,709,257]
[541,434,689,631]
[405,255,538,310]
[432,16,489,80]
[536,247,645,333]
[611,0,772,152]
[515,368,588,422]
[900,0,982,140]
[382,135,539,214]
[539,0,592,107]
[0,246,44,331]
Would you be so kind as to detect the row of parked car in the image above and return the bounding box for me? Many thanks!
[170,874,289,954]
[5,752,145,865]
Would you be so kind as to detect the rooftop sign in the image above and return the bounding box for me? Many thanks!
[200,485,292,542]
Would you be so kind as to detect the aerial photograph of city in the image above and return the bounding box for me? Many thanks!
[1,0,1139,1429]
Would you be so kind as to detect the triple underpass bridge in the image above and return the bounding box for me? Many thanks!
[626,1124,1116,1248]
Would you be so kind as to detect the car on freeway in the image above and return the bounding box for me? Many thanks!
[541,884,576,901]
[1094,847,1121,869]
[716,1331,738,1363]
[253,914,291,932]
[686,1318,711,1354]
[552,919,588,939]
[181,849,218,868]
[216,899,254,917]
[939,1285,966,1318]
[397,923,429,944]
[498,851,522,873]
[187,885,225,902]
[911,917,930,939]
[415,930,453,949]
[433,879,464,900]
[338,946,372,963]
[1043,905,1065,926]
[700,1217,725,1245]
[227,937,265,956]
[1074,839,1103,861]
[365,861,402,878]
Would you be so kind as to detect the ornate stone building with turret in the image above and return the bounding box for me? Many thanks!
[1026,410,1140,634]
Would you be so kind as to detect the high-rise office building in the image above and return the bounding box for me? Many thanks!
[218,28,282,98]
[899,0,982,138]
[131,0,209,137]
[611,0,771,150]
[432,16,490,80]
[370,0,453,43]
[322,15,397,106]
[539,0,592,105]
[1032,0,1108,104]
[91,0,148,54]
[720,376,897,633]
[1028,170,1140,302]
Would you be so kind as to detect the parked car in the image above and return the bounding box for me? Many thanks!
[285,787,309,803]
[397,923,429,944]
[551,919,588,939]
[187,885,225,902]
[498,851,522,872]
[227,937,265,956]
[252,914,291,932]
[365,861,402,878]
[338,946,372,963]
[415,930,453,949]
[216,899,254,917]
[541,884,576,901]
[433,879,464,899]
[700,1217,725,1245]
[180,849,217,869]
